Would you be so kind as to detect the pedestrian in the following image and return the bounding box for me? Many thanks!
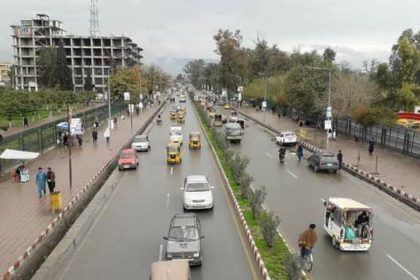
[92,128,98,143]
[63,132,69,146]
[126,107,130,116]
[35,167,46,198]
[23,116,29,128]
[296,144,304,161]
[76,135,83,146]
[104,127,110,145]
[368,137,375,156]
[46,167,56,194]
[332,128,337,140]
[337,150,343,169]
[136,105,139,116]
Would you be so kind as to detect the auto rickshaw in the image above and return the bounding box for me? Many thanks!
[177,112,185,124]
[167,142,182,164]
[170,110,177,120]
[208,108,216,119]
[224,103,231,110]
[189,131,201,149]
[214,114,223,127]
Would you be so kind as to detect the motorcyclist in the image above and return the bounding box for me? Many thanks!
[157,114,162,125]
[278,144,286,161]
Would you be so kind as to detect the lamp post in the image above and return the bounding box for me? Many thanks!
[305,66,332,150]
[263,74,267,123]
[67,106,73,190]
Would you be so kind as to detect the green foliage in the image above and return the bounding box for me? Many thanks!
[352,106,396,127]
[323,47,336,63]
[250,185,266,218]
[84,69,94,92]
[184,59,206,88]
[284,253,302,280]
[110,66,143,102]
[260,211,281,248]
[56,40,73,90]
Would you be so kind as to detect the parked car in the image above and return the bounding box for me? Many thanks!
[307,152,339,173]
[131,134,150,151]
[182,175,214,210]
[275,131,298,146]
[118,148,138,171]
[163,213,204,266]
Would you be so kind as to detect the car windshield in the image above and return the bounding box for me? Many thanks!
[285,133,295,137]
[169,226,199,241]
[321,155,336,162]
[120,152,134,158]
[170,131,182,136]
[134,136,147,142]
[186,182,210,192]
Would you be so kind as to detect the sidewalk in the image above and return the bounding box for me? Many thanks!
[239,106,420,198]
[0,105,160,274]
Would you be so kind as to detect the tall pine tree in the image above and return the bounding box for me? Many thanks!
[56,39,73,90]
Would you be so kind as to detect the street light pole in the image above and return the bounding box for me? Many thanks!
[263,74,267,123]
[67,106,73,191]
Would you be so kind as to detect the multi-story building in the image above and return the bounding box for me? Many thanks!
[11,14,143,92]
[0,62,11,86]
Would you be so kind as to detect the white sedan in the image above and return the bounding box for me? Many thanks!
[182,175,214,210]
[276,131,298,146]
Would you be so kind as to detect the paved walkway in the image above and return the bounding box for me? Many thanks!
[0,105,160,274]
[239,106,420,198]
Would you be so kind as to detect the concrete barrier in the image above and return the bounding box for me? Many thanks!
[3,103,165,280]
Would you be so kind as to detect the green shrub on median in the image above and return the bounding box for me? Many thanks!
[192,99,294,279]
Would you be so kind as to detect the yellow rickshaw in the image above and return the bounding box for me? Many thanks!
[224,103,231,110]
[189,131,201,149]
[170,110,177,120]
[214,114,223,127]
[208,108,216,119]
[180,105,187,114]
[177,112,185,124]
[167,142,182,164]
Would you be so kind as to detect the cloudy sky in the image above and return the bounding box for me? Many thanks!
[1,0,420,73]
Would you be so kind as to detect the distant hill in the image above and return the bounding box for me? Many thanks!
[147,57,218,75]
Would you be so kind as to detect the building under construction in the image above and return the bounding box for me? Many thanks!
[11,14,143,92]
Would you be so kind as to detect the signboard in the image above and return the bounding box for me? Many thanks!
[299,129,306,139]
[326,106,332,118]
[140,93,143,100]
[262,101,267,108]
[129,104,135,113]
[124,92,130,101]
[324,120,332,130]
[238,86,243,92]
[238,93,242,102]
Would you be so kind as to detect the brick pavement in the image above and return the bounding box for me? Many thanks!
[239,105,420,198]
[0,105,160,274]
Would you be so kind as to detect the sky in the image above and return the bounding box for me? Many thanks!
[1,0,420,74]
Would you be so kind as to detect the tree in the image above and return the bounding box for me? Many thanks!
[323,47,336,63]
[109,66,142,102]
[56,39,73,90]
[184,59,206,88]
[84,68,94,91]
[37,47,57,88]
[260,211,281,247]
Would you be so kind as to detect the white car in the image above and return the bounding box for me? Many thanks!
[182,175,214,210]
[170,126,183,145]
[131,135,150,151]
[276,131,298,146]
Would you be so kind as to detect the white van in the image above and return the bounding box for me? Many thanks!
[322,197,373,251]
[170,126,183,145]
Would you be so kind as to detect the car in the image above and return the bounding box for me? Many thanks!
[179,95,187,103]
[163,213,204,266]
[131,134,150,151]
[182,175,214,210]
[275,131,298,146]
[118,148,138,171]
[224,103,231,110]
[170,126,183,145]
[307,152,339,173]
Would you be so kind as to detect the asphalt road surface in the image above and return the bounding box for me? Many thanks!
[57,99,258,280]
[218,106,420,280]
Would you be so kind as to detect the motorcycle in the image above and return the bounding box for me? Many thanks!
[279,154,285,164]
[156,118,162,126]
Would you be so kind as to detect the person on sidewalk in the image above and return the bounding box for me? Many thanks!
[23,116,29,128]
[368,138,375,156]
[296,143,303,161]
[35,167,46,198]
[76,135,83,146]
[104,127,110,145]
[92,128,98,143]
[337,150,343,170]
[46,167,56,194]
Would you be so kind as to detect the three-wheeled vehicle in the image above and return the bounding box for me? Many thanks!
[177,112,185,124]
[213,114,223,127]
[167,142,182,164]
[322,197,373,251]
[189,131,201,149]
[170,110,177,120]
[208,108,216,119]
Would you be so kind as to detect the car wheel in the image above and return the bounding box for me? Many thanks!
[314,165,319,172]
[333,169,337,174]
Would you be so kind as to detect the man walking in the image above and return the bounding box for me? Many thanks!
[46,167,56,194]
[35,167,46,198]
[92,128,98,143]
[368,138,375,156]
[23,116,29,128]
[296,143,304,161]
[104,127,110,145]
[337,150,343,170]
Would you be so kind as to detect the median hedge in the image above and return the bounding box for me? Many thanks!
[192,97,298,280]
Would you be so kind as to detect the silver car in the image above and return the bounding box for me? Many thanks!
[163,213,204,266]
[131,135,150,151]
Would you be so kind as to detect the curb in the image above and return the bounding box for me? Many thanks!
[194,102,272,280]
[238,109,420,213]
[2,103,166,280]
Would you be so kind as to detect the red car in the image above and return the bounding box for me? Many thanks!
[118,148,138,171]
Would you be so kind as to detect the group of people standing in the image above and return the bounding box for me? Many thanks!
[35,167,56,198]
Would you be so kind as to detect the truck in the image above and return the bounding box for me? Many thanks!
[224,122,242,143]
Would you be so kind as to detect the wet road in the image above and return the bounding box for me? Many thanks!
[217,105,420,280]
[57,99,258,280]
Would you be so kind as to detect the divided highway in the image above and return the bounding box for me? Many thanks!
[55,99,258,280]
[221,109,420,280]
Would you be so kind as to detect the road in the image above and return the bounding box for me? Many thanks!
[56,99,258,280]
[217,105,420,280]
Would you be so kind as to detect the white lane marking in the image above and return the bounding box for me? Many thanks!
[170,167,173,175]
[158,244,164,261]
[265,152,273,158]
[287,169,298,179]
[166,193,170,208]
[386,253,419,280]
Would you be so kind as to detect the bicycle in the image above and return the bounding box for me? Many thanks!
[301,248,314,272]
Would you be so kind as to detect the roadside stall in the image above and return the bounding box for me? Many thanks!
[0,149,40,183]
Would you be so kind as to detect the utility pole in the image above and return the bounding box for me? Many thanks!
[263,74,267,123]
[67,106,73,191]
